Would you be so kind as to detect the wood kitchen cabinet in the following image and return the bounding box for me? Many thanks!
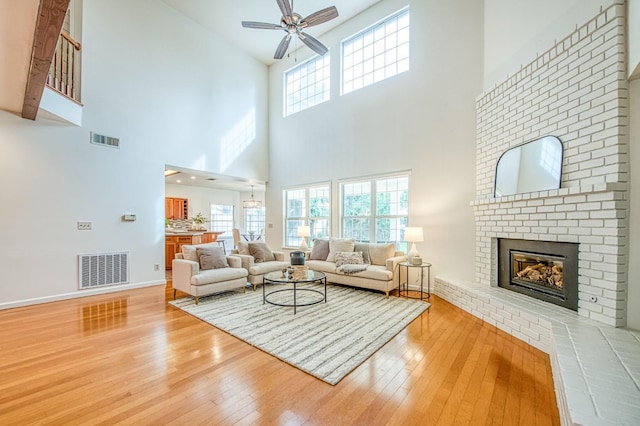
[165,197,188,220]
[165,234,202,270]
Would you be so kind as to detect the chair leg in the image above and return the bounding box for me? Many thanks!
[173,289,177,299]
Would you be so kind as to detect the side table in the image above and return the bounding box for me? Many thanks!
[398,261,431,301]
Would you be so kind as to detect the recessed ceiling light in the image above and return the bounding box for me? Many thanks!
[190,176,196,180]
[176,179,182,183]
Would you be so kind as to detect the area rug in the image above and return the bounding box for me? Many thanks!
[169,283,429,385]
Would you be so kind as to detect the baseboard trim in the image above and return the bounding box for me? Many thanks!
[0,280,166,311]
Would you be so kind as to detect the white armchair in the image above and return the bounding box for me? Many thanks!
[230,241,289,290]
[172,243,249,304]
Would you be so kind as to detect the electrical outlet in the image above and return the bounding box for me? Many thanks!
[77,221,92,230]
[154,264,160,271]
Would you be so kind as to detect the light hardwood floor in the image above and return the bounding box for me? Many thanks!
[0,283,560,425]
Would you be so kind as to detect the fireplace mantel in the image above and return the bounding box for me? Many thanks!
[470,182,627,207]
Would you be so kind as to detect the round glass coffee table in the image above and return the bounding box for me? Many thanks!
[262,270,327,314]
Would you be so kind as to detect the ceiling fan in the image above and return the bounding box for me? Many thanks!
[241,0,339,60]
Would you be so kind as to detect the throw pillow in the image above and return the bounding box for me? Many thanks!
[310,238,330,260]
[180,245,199,262]
[334,251,364,267]
[327,238,356,262]
[236,241,250,255]
[353,242,371,264]
[196,246,229,270]
[249,242,275,263]
[368,243,396,266]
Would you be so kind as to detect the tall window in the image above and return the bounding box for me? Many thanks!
[284,184,330,247]
[245,207,265,235]
[284,53,330,117]
[210,204,234,234]
[341,174,408,248]
[341,7,410,95]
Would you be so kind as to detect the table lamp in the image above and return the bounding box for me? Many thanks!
[297,225,311,251]
[404,226,424,264]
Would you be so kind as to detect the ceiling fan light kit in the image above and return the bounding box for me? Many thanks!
[242,0,339,60]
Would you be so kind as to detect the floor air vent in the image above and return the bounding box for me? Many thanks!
[90,132,120,148]
[78,252,129,289]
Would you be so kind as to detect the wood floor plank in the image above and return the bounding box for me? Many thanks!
[0,284,560,425]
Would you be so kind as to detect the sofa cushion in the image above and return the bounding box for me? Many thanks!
[327,238,355,262]
[249,242,275,263]
[353,242,371,264]
[236,241,250,255]
[369,243,396,266]
[335,251,364,267]
[340,264,393,281]
[197,246,228,270]
[190,267,247,286]
[248,261,289,276]
[180,245,200,262]
[310,238,330,260]
[182,243,221,263]
[304,260,337,274]
[305,260,393,281]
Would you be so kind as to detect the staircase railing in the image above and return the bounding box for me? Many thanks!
[46,30,81,103]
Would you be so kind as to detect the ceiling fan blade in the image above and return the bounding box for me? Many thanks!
[276,0,293,24]
[301,6,339,28]
[274,34,292,59]
[241,21,283,30]
[298,32,328,56]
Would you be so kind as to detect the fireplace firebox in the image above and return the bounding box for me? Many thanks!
[498,239,578,311]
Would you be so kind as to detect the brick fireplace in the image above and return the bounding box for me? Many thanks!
[472,3,629,327]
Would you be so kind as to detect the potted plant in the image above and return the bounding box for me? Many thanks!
[191,213,209,230]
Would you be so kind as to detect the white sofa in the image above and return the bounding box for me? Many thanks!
[304,240,405,298]
[172,243,248,304]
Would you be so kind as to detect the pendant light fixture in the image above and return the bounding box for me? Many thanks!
[243,185,263,209]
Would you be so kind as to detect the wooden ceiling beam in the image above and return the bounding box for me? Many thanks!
[21,0,70,120]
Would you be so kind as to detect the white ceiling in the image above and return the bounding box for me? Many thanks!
[165,166,265,193]
[160,0,382,65]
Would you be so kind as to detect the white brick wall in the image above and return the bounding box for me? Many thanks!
[474,3,629,327]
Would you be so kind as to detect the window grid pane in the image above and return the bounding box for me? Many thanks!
[284,54,331,117]
[340,175,409,248]
[210,204,234,234]
[284,185,331,247]
[342,7,410,95]
[245,207,265,235]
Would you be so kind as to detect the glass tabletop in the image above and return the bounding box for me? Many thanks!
[399,261,432,267]
[264,269,326,283]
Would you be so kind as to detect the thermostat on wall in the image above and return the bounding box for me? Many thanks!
[122,214,136,222]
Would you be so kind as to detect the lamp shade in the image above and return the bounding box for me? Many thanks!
[404,227,424,242]
[297,225,311,237]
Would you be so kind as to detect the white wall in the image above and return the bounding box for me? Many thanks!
[0,0,269,307]
[629,0,640,79]
[267,0,483,282]
[484,0,609,90]
[628,79,640,330]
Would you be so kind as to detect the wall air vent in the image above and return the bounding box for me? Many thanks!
[78,252,129,289]
[90,132,120,149]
